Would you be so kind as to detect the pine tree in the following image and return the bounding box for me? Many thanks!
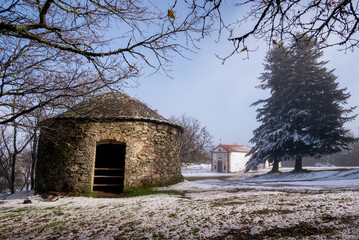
[246,38,357,173]
[245,46,293,173]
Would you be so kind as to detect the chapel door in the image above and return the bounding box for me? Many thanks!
[217,160,223,172]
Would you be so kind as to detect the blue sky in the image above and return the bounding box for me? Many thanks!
[125,36,359,146]
[125,5,359,146]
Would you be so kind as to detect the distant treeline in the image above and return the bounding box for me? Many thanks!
[282,142,359,167]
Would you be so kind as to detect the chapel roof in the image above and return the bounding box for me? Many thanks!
[218,144,251,153]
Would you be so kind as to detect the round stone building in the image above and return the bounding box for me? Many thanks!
[35,92,183,194]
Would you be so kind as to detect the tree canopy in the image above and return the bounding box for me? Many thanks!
[209,0,359,61]
[245,37,357,172]
[0,0,219,124]
[170,114,214,166]
[2,1,359,124]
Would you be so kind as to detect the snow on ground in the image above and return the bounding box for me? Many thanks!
[1,166,359,239]
[183,164,359,191]
[182,164,235,177]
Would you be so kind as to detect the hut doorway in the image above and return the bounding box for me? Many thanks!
[93,143,126,193]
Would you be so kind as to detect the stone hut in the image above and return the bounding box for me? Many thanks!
[35,92,183,194]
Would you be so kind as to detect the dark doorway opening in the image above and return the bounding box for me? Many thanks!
[93,143,125,193]
[217,161,223,172]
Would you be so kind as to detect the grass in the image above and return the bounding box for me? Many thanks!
[123,187,181,198]
[92,187,181,198]
[217,222,337,240]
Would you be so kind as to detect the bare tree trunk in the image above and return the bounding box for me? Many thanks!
[10,154,17,194]
[10,157,15,193]
[20,182,25,191]
[30,130,38,190]
[10,126,18,194]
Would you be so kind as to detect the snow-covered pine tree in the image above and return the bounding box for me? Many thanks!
[282,37,357,172]
[245,46,294,173]
[246,37,357,173]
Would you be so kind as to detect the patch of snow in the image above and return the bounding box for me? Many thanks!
[315,162,335,167]
[182,164,211,170]
[182,164,236,177]
[0,190,36,200]
[250,226,263,235]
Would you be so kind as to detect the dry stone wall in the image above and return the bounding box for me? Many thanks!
[36,119,182,193]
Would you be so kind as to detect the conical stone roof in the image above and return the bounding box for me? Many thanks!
[57,92,177,126]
